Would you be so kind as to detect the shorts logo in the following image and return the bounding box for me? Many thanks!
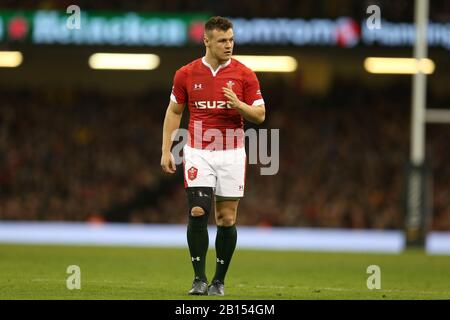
[239,185,244,191]
[187,166,198,180]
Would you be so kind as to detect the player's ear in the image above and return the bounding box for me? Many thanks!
[203,32,210,47]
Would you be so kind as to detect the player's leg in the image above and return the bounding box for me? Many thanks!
[208,148,246,296]
[183,145,216,295]
[186,187,213,295]
[209,198,239,296]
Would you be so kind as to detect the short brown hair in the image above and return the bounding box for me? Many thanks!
[204,16,233,34]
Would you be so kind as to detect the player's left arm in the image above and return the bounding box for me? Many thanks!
[222,71,265,124]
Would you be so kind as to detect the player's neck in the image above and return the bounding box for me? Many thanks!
[203,54,229,71]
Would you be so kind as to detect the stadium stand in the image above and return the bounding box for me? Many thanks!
[1,82,448,230]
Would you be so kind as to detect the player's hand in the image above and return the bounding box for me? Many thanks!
[222,83,242,109]
[161,151,176,174]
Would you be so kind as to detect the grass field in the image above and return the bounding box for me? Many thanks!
[1,244,449,300]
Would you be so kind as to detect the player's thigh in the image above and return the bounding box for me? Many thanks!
[214,148,246,198]
[183,145,216,188]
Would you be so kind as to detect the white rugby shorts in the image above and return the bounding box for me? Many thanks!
[183,145,246,197]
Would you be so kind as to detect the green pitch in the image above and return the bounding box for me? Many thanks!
[1,244,449,300]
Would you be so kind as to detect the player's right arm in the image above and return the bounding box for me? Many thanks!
[161,100,185,174]
[161,68,188,174]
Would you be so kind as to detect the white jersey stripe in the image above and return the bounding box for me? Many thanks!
[252,99,265,106]
[170,93,178,104]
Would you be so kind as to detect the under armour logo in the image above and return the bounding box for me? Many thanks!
[193,83,203,90]
[192,256,200,261]
[217,258,224,265]
[239,185,244,191]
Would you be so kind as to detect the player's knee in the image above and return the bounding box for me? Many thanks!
[219,217,236,226]
[217,217,236,226]
[216,212,236,226]
[190,206,205,217]
[187,187,213,218]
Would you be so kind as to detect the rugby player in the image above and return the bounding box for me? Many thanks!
[161,16,265,296]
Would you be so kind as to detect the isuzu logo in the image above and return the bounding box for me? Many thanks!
[194,101,232,109]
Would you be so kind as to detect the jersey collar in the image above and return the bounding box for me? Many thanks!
[201,57,231,77]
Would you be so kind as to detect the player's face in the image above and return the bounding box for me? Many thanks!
[205,29,234,62]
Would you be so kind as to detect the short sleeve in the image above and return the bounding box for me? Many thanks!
[170,68,187,104]
[243,70,264,106]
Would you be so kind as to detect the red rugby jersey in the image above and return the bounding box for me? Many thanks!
[170,57,264,150]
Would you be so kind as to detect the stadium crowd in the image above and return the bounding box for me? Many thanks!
[0,81,449,230]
